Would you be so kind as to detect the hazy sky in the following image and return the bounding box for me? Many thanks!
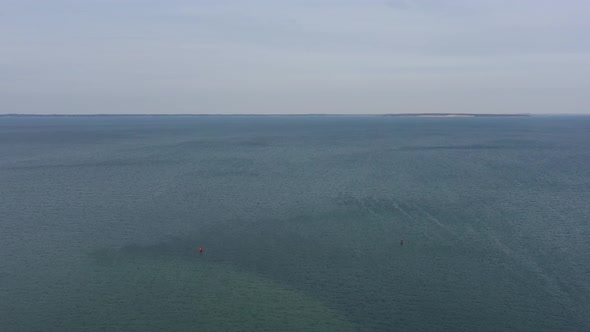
[2,0,589,114]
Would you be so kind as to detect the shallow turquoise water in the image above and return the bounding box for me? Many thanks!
[1,116,589,331]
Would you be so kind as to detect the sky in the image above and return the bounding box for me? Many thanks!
[1,0,589,114]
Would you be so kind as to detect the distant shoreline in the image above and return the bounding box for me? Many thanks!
[0,113,535,117]
[383,113,530,117]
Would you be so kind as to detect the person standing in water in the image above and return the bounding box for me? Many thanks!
[400,240,404,246]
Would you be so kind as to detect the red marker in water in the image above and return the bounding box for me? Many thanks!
[199,247,203,253]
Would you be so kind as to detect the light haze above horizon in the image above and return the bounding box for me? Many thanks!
[2,0,589,114]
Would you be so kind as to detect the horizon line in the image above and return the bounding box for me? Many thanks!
[0,112,559,116]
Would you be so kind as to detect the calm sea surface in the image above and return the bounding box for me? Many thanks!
[1,116,589,331]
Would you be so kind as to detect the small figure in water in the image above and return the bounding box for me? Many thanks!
[400,240,404,246]
[199,247,203,253]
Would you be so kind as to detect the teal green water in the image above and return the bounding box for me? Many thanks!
[1,116,589,331]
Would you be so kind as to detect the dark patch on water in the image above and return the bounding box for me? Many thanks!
[1,158,178,171]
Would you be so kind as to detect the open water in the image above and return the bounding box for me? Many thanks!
[1,116,589,331]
